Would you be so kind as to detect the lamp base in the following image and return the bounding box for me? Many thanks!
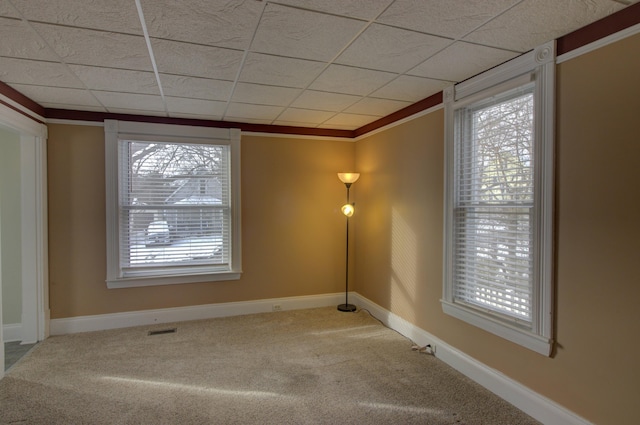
[337,303,357,312]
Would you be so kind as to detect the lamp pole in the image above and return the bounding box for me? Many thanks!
[338,181,356,312]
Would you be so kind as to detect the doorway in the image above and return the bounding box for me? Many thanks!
[0,103,49,378]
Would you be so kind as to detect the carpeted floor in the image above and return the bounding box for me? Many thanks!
[0,307,540,424]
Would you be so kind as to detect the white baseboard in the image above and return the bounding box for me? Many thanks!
[3,323,22,343]
[50,292,346,335]
[351,294,592,425]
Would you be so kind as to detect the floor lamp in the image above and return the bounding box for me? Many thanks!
[337,172,359,312]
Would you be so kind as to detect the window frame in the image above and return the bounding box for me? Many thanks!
[105,120,242,288]
[442,41,555,356]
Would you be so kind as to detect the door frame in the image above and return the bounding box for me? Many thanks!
[0,100,49,378]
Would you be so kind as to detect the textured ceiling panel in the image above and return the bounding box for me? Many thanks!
[344,97,411,116]
[10,0,142,35]
[93,91,165,112]
[309,65,396,96]
[141,0,264,50]
[151,39,243,80]
[1,0,634,132]
[464,0,626,51]
[271,0,394,20]
[238,53,326,88]
[322,112,379,129]
[165,96,227,118]
[0,0,20,18]
[32,24,152,70]
[0,17,59,61]
[160,74,234,101]
[250,3,366,61]
[275,108,335,125]
[1,58,83,88]
[290,90,362,112]
[69,65,159,94]
[336,24,451,73]
[378,0,520,39]
[371,75,452,102]
[9,84,101,107]
[231,83,301,106]
[409,41,519,82]
[225,102,284,121]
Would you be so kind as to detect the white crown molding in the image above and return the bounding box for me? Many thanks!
[557,22,640,64]
[351,293,593,425]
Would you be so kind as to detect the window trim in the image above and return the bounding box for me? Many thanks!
[105,120,242,288]
[442,41,555,356]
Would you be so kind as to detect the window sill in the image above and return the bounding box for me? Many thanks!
[107,271,242,289]
[441,300,552,356]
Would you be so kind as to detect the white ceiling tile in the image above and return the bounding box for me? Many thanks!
[239,53,326,88]
[9,83,101,107]
[151,39,243,80]
[10,0,142,34]
[69,65,159,94]
[0,1,19,18]
[323,112,379,128]
[169,112,223,121]
[336,24,451,73]
[1,58,83,88]
[32,23,152,70]
[291,90,361,112]
[103,107,167,117]
[0,17,58,61]
[39,103,107,112]
[231,83,301,106]
[224,117,274,125]
[271,120,318,128]
[160,74,234,102]
[345,97,411,116]
[371,75,452,102]
[408,41,519,82]
[250,3,366,62]
[225,103,284,121]
[377,0,520,39]
[141,0,264,50]
[93,91,165,112]
[464,0,626,52]
[309,65,396,96]
[272,0,394,20]
[276,108,335,124]
[165,97,227,117]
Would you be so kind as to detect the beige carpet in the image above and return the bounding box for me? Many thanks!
[0,307,539,424]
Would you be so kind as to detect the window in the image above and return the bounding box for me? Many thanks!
[105,120,242,288]
[442,42,555,355]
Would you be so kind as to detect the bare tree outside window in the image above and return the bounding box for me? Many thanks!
[120,141,230,269]
[454,89,535,322]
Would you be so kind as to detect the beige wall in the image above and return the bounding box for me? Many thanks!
[354,33,640,425]
[0,126,22,325]
[47,126,355,318]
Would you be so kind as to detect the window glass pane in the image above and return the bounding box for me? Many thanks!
[119,140,230,272]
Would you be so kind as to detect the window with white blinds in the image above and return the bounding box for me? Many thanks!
[442,41,555,356]
[105,121,242,288]
[453,85,535,323]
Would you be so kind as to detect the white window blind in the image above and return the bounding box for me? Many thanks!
[105,120,242,288]
[118,140,231,277]
[442,41,555,356]
[453,85,535,324]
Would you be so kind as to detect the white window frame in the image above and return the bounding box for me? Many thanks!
[105,120,242,288]
[442,41,555,356]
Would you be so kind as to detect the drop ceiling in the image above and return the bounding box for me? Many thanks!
[0,0,636,131]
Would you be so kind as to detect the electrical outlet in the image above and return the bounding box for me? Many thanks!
[272,304,282,312]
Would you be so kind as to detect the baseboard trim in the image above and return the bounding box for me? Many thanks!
[3,323,22,342]
[50,293,346,335]
[351,294,592,425]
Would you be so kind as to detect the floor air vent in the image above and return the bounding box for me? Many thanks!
[148,328,177,336]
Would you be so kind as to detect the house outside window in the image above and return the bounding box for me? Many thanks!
[105,121,242,288]
[442,42,555,356]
